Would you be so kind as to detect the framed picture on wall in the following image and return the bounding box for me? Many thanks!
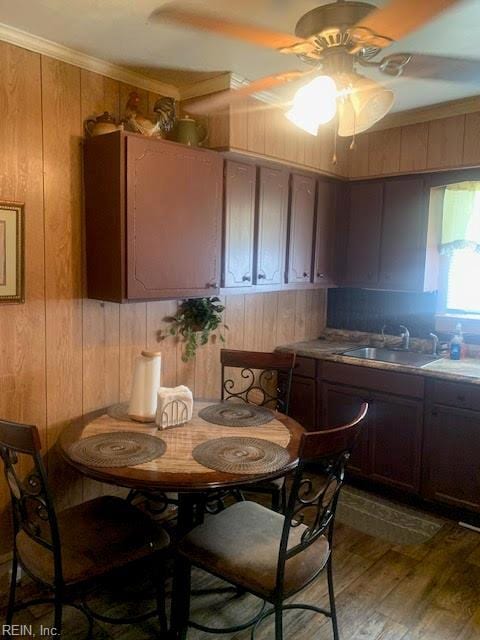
[0,202,24,303]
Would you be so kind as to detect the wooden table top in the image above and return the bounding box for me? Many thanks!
[59,401,304,492]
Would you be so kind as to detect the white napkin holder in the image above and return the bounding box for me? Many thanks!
[156,386,193,429]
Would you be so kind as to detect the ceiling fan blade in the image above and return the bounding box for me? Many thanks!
[351,0,462,50]
[150,5,313,54]
[185,70,311,114]
[381,53,480,84]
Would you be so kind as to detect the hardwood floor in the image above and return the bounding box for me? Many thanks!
[2,503,480,639]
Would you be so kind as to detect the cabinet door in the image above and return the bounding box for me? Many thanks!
[255,166,289,286]
[126,137,222,299]
[379,177,428,291]
[314,179,337,285]
[223,161,256,288]
[423,405,480,511]
[322,384,370,476]
[370,393,423,493]
[287,174,316,283]
[289,376,317,431]
[344,181,383,286]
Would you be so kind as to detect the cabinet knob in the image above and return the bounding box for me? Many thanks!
[206,282,218,289]
[317,272,325,279]
[257,273,266,280]
[303,272,309,278]
[242,275,251,282]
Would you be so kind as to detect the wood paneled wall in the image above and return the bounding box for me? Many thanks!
[0,40,327,554]
[349,113,480,179]
[205,96,350,178]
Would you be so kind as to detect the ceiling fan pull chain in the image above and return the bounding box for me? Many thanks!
[350,95,357,151]
[332,116,338,166]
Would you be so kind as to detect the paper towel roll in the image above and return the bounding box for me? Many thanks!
[128,351,162,422]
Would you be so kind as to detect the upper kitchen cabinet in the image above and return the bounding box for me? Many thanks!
[255,166,289,286]
[84,131,223,302]
[314,178,338,285]
[344,181,384,286]
[223,160,256,288]
[342,176,441,292]
[379,176,438,291]
[287,173,316,283]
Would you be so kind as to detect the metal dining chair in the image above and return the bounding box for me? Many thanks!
[215,348,296,512]
[177,402,369,640]
[0,418,171,638]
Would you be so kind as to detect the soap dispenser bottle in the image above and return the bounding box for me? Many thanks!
[450,323,464,361]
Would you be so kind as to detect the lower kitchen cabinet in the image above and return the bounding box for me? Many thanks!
[322,382,423,492]
[423,404,480,511]
[289,376,317,431]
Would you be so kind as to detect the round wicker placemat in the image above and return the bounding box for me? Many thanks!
[198,402,274,427]
[192,436,290,475]
[107,402,155,424]
[68,432,166,468]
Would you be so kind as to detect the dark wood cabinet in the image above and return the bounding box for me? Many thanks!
[342,175,441,292]
[84,131,223,302]
[314,179,337,285]
[423,404,480,511]
[255,166,289,286]
[289,376,317,431]
[322,376,423,492]
[379,176,431,291]
[287,174,316,283]
[344,181,383,286]
[223,161,256,288]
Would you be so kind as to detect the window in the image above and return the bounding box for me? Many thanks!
[446,247,480,314]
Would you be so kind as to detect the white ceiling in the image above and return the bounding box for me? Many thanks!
[1,0,480,112]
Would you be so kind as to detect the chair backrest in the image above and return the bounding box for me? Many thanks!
[275,403,369,595]
[220,349,296,414]
[0,419,62,586]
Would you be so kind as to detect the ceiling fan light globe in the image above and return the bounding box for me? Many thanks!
[337,76,394,137]
[285,75,337,135]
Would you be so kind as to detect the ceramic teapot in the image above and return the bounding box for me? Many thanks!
[173,116,208,147]
[85,111,123,137]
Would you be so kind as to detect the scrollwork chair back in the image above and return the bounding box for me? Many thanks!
[220,349,296,414]
[275,402,369,597]
[0,420,62,588]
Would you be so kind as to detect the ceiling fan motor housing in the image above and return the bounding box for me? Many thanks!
[295,1,379,58]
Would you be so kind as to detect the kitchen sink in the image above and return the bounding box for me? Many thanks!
[341,347,441,367]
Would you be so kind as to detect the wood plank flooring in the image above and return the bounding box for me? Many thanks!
[2,493,480,639]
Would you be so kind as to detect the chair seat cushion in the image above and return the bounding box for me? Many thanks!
[178,501,329,599]
[16,495,170,587]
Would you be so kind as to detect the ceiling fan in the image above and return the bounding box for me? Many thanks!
[151,0,474,137]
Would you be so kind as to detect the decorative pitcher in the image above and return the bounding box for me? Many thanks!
[173,116,208,147]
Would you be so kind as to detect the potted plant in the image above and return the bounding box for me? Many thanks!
[160,297,228,361]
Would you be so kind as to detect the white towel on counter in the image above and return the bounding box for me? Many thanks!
[156,385,193,429]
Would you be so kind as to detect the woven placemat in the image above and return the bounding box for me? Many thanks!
[198,402,274,427]
[107,402,155,424]
[68,432,166,468]
[192,436,290,475]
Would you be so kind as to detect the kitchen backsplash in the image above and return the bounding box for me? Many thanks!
[327,288,437,339]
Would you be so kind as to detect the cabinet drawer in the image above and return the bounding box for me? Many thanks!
[293,356,317,379]
[322,362,424,398]
[430,380,480,411]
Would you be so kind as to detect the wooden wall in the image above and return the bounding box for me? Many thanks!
[349,113,480,179]
[0,40,327,554]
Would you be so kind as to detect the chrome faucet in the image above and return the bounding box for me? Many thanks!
[429,332,439,357]
[399,325,410,350]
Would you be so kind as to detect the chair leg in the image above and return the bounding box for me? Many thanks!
[6,554,18,625]
[53,593,63,638]
[274,603,283,640]
[154,562,168,632]
[327,556,340,640]
[271,488,281,512]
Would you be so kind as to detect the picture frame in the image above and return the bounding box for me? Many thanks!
[0,201,24,303]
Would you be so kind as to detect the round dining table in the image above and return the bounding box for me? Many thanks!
[59,400,304,639]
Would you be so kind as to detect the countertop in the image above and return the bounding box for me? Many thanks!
[277,337,480,386]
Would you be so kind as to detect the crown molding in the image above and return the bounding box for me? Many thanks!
[0,21,180,98]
